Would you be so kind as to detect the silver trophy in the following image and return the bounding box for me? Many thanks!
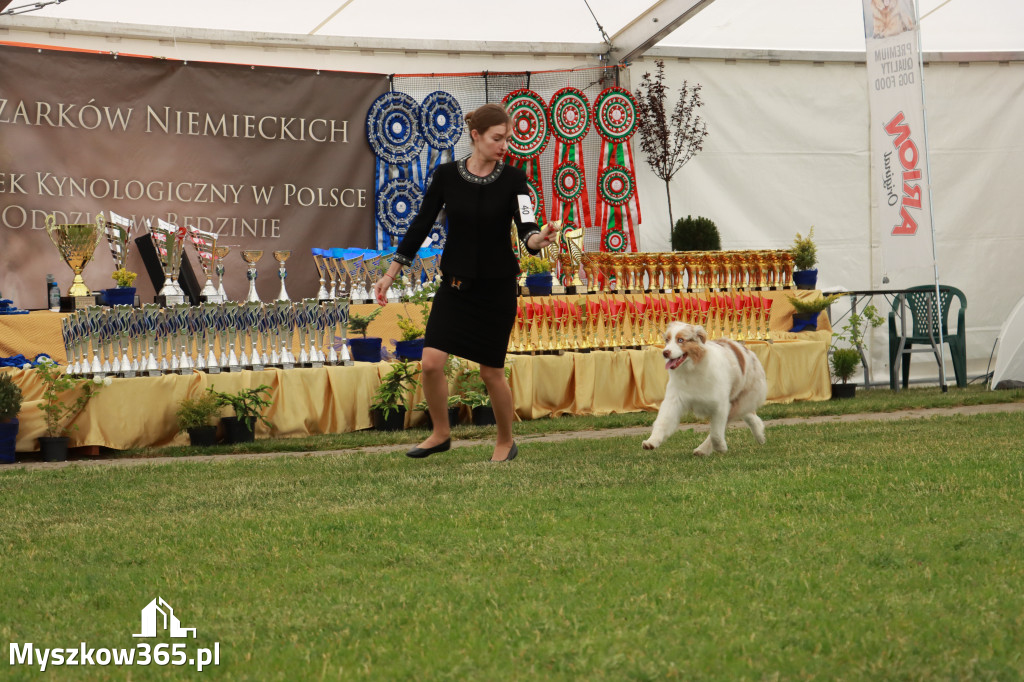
[201,302,221,374]
[150,219,187,305]
[322,249,340,300]
[128,308,145,376]
[275,301,295,369]
[100,210,136,283]
[188,307,206,372]
[111,306,135,377]
[214,245,231,302]
[307,300,326,368]
[244,302,265,371]
[273,250,291,302]
[225,304,242,372]
[359,253,381,303]
[340,252,363,301]
[331,298,353,366]
[311,248,331,300]
[84,306,105,377]
[141,303,162,376]
[188,226,225,303]
[242,250,263,303]
[171,304,194,374]
[61,315,80,376]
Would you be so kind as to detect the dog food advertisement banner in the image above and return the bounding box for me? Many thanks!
[0,44,388,309]
[861,0,936,286]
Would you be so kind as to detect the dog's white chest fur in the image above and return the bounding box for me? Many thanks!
[643,322,768,456]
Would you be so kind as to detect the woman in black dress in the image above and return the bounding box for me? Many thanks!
[373,103,557,462]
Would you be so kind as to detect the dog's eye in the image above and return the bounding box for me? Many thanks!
[676,336,685,344]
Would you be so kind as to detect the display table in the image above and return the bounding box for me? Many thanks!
[2,290,834,453]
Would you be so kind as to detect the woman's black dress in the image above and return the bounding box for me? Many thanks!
[392,158,540,368]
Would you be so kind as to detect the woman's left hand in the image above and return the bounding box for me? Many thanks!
[534,221,560,249]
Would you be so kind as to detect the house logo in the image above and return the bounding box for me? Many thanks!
[133,597,197,639]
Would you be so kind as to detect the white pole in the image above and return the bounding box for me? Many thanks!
[912,0,947,391]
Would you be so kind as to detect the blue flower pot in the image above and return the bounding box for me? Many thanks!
[348,337,383,363]
[525,273,553,296]
[0,418,18,464]
[394,338,425,360]
[102,287,136,306]
[792,269,818,290]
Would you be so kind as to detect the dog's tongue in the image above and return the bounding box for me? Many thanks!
[666,355,686,370]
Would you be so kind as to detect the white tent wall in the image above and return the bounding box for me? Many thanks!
[4,17,1023,387]
[624,54,1024,386]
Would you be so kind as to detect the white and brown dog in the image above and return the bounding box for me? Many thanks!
[643,321,768,456]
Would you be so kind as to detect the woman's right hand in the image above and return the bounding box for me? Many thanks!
[372,275,392,306]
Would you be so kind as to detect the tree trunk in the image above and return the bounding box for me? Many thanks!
[664,179,675,238]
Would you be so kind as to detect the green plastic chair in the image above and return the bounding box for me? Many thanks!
[888,285,967,389]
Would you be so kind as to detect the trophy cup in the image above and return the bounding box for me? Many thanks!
[306,299,326,368]
[333,298,353,366]
[224,304,242,372]
[201,302,221,373]
[99,210,136,300]
[146,219,186,305]
[45,214,101,309]
[244,302,265,370]
[361,254,384,303]
[275,301,296,369]
[213,245,231,301]
[325,248,343,299]
[188,226,224,303]
[171,304,194,374]
[273,250,291,302]
[138,303,161,376]
[311,248,331,301]
[241,250,264,303]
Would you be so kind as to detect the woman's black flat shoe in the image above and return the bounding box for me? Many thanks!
[406,438,451,459]
[493,442,518,462]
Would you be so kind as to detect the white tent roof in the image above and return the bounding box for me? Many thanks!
[13,0,1024,55]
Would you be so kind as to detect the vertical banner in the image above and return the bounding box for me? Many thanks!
[862,0,935,284]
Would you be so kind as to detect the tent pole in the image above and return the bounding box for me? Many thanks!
[913,0,947,391]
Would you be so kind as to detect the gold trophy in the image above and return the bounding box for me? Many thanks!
[214,245,232,301]
[242,250,264,303]
[45,214,101,304]
[273,250,292,302]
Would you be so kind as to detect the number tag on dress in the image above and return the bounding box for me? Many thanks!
[517,195,535,222]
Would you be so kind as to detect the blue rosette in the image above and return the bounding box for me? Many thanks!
[420,91,463,151]
[366,92,424,166]
[376,178,423,238]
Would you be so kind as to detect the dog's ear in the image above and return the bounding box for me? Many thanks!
[694,325,708,344]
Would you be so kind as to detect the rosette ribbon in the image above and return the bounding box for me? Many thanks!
[548,88,592,232]
[503,89,550,229]
[366,91,425,247]
[592,87,642,253]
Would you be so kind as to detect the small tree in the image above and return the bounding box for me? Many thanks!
[634,60,709,235]
[671,215,721,252]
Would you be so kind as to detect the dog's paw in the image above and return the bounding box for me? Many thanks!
[641,439,658,450]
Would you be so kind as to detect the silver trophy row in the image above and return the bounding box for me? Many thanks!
[60,299,353,378]
[311,248,441,303]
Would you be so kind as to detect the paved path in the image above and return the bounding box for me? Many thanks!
[7,402,1023,472]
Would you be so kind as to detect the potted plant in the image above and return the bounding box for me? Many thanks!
[393,280,437,361]
[0,372,23,464]
[33,356,108,461]
[207,384,274,444]
[789,227,818,289]
[671,215,721,251]
[449,362,512,426]
[371,358,421,431]
[520,254,553,296]
[175,392,223,446]
[346,307,383,363]
[786,293,841,333]
[830,304,885,399]
[104,268,138,306]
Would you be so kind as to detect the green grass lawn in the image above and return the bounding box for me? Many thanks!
[2,406,1022,680]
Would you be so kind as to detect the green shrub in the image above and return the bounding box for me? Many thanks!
[0,373,23,421]
[671,215,721,251]
[790,227,817,271]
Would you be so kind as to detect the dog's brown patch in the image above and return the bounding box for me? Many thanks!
[678,338,706,364]
[712,338,747,374]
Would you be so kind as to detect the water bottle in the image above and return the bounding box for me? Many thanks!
[47,274,61,311]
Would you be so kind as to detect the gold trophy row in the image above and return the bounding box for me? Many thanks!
[547,249,796,294]
[509,293,777,354]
